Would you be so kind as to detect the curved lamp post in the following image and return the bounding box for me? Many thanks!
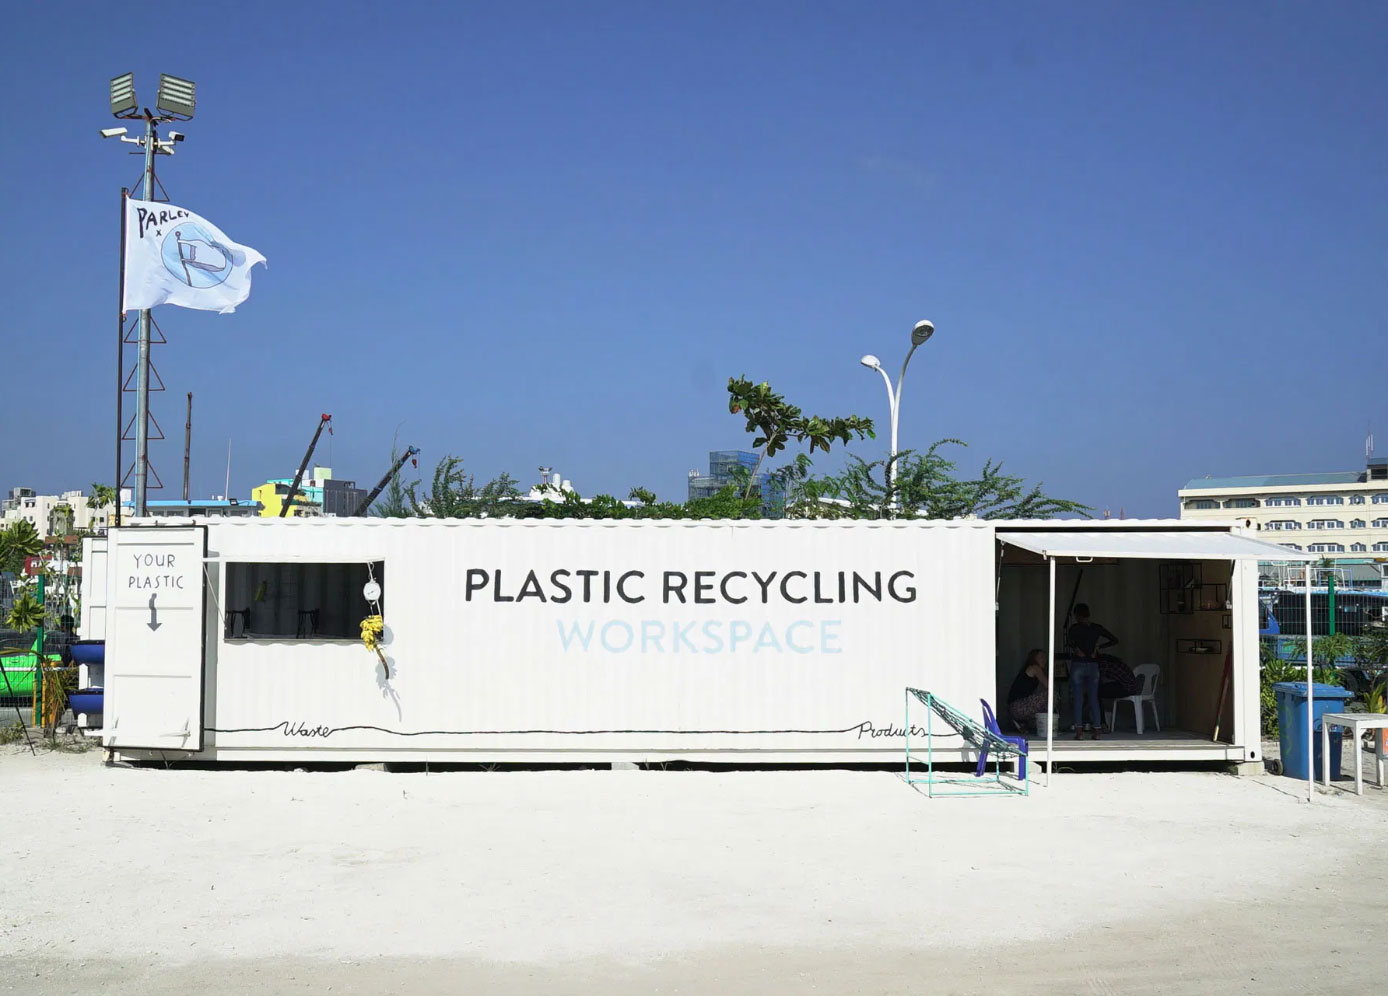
[860,319,935,511]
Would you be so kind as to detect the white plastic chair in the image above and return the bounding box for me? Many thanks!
[1110,664,1161,735]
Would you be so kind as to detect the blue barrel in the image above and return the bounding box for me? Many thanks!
[68,689,103,717]
[1273,682,1354,781]
[69,641,105,665]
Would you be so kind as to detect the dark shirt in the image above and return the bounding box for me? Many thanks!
[1007,670,1040,704]
[1067,621,1118,659]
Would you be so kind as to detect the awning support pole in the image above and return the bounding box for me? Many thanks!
[1305,561,1314,804]
[1045,555,1056,787]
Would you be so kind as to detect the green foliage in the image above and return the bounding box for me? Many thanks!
[404,371,1081,523]
[86,484,117,512]
[38,660,76,737]
[408,456,521,519]
[0,521,42,575]
[727,377,874,497]
[6,590,45,632]
[727,377,876,459]
[1283,632,1355,668]
[87,484,116,508]
[767,454,847,519]
[722,377,1082,520]
[520,484,763,521]
[1353,627,1388,715]
[775,442,1090,521]
[0,722,25,745]
[1351,626,1388,670]
[372,444,416,518]
[1366,673,1387,716]
[80,484,118,536]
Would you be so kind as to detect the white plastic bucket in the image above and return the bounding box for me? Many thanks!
[1035,713,1060,738]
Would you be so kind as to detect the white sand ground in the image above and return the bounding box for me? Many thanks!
[1,747,1386,995]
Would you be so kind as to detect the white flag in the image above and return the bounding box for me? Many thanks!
[123,198,266,314]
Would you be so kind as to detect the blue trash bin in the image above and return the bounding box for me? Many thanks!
[1273,682,1354,781]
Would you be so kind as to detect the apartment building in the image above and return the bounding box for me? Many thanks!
[1179,456,1388,558]
[1,487,112,538]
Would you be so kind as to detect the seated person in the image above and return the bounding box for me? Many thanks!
[1097,655,1139,701]
[1006,648,1050,733]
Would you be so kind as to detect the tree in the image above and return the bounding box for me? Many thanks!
[407,456,521,518]
[0,521,42,576]
[408,455,475,518]
[371,446,415,518]
[789,441,1090,521]
[1354,626,1388,672]
[726,377,875,499]
[766,454,851,520]
[478,472,523,514]
[87,484,117,511]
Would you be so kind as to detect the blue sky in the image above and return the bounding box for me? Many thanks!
[2,1,1385,516]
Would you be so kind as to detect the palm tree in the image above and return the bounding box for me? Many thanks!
[87,483,117,530]
[6,590,45,631]
[0,520,42,576]
[87,483,117,510]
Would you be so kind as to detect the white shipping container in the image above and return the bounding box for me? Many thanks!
[91,517,1306,767]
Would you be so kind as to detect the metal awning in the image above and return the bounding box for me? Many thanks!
[998,529,1314,561]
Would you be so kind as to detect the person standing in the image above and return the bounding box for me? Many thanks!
[1067,603,1118,740]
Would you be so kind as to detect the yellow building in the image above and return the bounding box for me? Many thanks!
[252,476,321,518]
[252,467,365,517]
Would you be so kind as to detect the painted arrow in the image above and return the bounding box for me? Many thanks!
[148,593,161,632]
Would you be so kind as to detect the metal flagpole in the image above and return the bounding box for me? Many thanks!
[116,187,128,528]
[1045,555,1056,787]
[183,392,192,501]
[1305,562,1314,803]
[106,74,196,518]
[133,113,157,518]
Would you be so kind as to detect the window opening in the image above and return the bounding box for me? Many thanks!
[224,561,384,640]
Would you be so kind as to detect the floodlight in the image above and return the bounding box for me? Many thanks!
[168,131,185,142]
[910,320,935,346]
[156,74,196,119]
[99,127,128,138]
[110,72,137,118]
[860,354,881,370]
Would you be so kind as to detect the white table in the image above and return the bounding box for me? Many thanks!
[1320,713,1388,796]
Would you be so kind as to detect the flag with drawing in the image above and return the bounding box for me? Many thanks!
[123,198,266,314]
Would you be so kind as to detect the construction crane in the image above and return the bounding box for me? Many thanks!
[353,446,420,517]
[279,413,333,517]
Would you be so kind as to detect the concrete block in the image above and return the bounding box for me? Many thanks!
[1226,760,1264,777]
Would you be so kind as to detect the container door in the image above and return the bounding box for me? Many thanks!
[79,536,108,641]
[103,526,207,751]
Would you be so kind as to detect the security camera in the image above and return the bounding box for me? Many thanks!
[168,131,185,142]
[99,127,128,138]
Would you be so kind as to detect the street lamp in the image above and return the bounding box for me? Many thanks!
[860,319,935,511]
[101,72,195,521]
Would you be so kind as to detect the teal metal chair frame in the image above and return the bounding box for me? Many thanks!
[904,687,1029,798]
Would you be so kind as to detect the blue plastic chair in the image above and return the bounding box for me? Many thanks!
[978,699,1028,781]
